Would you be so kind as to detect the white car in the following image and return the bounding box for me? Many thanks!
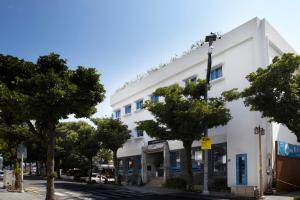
[80,173,101,183]
[100,175,115,184]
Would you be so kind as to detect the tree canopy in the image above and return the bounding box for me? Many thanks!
[56,121,101,182]
[242,53,300,141]
[137,80,236,188]
[93,118,130,184]
[0,53,105,200]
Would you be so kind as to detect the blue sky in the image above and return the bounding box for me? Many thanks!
[1,0,300,119]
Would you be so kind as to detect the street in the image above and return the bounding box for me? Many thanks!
[0,176,222,200]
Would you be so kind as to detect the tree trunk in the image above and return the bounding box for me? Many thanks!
[46,130,56,200]
[183,141,193,191]
[14,160,21,190]
[113,151,119,185]
[88,158,93,183]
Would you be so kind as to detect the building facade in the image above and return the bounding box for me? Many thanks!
[110,17,300,194]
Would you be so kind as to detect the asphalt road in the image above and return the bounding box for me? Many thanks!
[21,176,223,200]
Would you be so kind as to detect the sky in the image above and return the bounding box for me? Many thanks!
[1,0,300,121]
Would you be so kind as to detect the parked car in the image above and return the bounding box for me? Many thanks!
[100,174,115,184]
[0,170,4,180]
[80,173,101,183]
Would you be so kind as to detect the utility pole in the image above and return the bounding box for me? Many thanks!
[202,33,219,194]
[254,126,265,199]
[21,153,24,193]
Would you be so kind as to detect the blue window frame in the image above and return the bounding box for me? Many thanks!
[125,104,131,114]
[236,154,248,185]
[135,99,143,110]
[150,95,159,103]
[210,66,223,81]
[115,109,121,119]
[136,129,143,137]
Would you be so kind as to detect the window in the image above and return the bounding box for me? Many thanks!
[125,104,131,114]
[170,151,181,171]
[210,65,223,81]
[192,149,203,171]
[119,160,123,168]
[212,144,227,176]
[115,109,121,119]
[136,129,143,137]
[184,75,197,85]
[236,154,247,185]
[135,99,143,110]
[150,95,159,103]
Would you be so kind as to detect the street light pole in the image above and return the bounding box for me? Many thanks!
[202,33,218,195]
[255,126,265,199]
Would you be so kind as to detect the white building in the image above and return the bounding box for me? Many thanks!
[110,17,300,196]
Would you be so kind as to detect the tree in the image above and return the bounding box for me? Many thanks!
[0,53,105,200]
[56,121,103,182]
[242,53,300,141]
[0,119,31,189]
[75,122,100,183]
[93,118,130,185]
[136,81,236,189]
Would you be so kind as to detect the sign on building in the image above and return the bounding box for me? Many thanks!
[277,141,300,158]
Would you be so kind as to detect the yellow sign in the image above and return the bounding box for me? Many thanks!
[201,137,212,150]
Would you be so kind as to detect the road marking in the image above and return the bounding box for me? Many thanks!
[64,191,80,196]
[55,192,67,196]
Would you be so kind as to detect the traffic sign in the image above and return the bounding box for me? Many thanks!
[201,137,212,150]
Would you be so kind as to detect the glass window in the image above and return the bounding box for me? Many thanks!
[125,104,131,114]
[150,95,159,103]
[119,160,123,168]
[192,149,203,170]
[212,144,227,176]
[136,129,143,137]
[115,109,121,119]
[128,159,133,169]
[170,151,180,169]
[184,75,197,85]
[135,99,143,110]
[210,66,223,81]
[236,154,247,185]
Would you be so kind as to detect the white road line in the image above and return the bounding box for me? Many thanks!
[55,192,67,196]
[64,191,80,196]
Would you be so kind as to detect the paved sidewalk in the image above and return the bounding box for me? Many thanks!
[264,191,300,200]
[0,188,40,200]
[0,181,40,200]
[123,185,234,199]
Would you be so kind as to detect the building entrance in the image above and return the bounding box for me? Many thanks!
[141,141,170,184]
[146,152,164,178]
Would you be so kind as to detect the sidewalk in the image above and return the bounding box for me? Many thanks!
[0,188,40,200]
[0,181,40,200]
[264,191,300,200]
[123,185,234,199]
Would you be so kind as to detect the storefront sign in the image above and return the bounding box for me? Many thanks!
[277,141,300,158]
[201,137,212,150]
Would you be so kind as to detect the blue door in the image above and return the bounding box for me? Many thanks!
[236,154,247,185]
